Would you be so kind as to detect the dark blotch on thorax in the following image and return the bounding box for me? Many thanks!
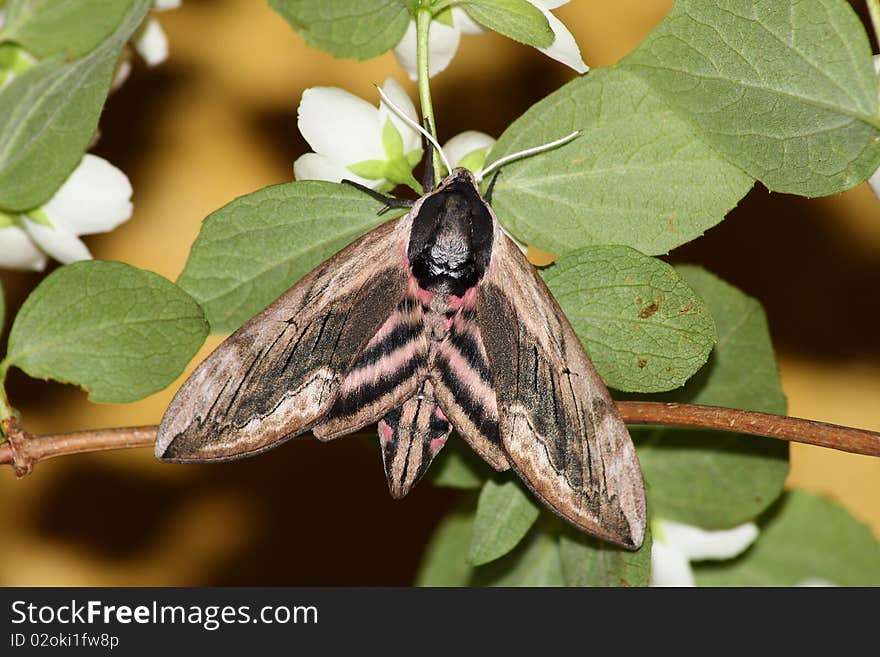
[408,170,493,296]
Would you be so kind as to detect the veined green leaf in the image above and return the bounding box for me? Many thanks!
[1,0,137,58]
[177,181,392,334]
[488,67,754,256]
[0,0,151,211]
[634,266,789,528]
[460,0,553,49]
[621,0,880,196]
[543,246,716,392]
[268,0,410,60]
[5,261,208,403]
[469,478,540,566]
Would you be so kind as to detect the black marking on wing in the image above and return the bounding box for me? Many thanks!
[479,283,592,493]
[160,265,406,460]
[326,356,424,419]
[434,363,499,445]
[448,330,492,382]
[312,288,430,438]
[357,321,424,367]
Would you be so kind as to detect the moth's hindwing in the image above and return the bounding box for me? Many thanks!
[477,230,647,549]
[378,379,452,498]
[155,217,411,462]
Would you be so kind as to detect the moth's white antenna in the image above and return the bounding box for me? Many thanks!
[375,84,453,177]
[478,130,581,182]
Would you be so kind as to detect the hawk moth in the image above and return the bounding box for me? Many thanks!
[156,166,647,549]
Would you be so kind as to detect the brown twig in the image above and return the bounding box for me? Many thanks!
[0,416,157,476]
[1,402,879,477]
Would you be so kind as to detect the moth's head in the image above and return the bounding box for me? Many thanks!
[406,168,494,295]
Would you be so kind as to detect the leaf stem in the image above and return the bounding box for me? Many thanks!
[0,360,14,426]
[2,403,879,476]
[416,2,443,185]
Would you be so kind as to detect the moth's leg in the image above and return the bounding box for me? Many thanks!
[341,179,414,215]
[484,170,501,205]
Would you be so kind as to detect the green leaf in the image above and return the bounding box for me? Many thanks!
[558,524,653,587]
[1,0,137,59]
[469,478,540,566]
[471,527,564,586]
[634,266,789,528]
[268,0,410,60]
[0,0,151,211]
[460,0,553,49]
[542,246,716,392]
[621,0,880,197]
[488,67,754,256]
[5,261,208,403]
[177,181,391,334]
[431,439,491,490]
[694,491,880,586]
[415,503,477,587]
[417,512,572,587]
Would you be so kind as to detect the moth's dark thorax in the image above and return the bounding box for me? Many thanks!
[407,175,494,297]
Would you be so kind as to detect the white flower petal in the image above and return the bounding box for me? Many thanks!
[452,7,485,34]
[41,155,133,236]
[112,57,132,91]
[868,167,880,200]
[392,21,420,81]
[0,225,48,271]
[650,538,695,587]
[22,217,93,264]
[536,7,587,74]
[529,0,570,10]
[658,519,759,561]
[298,87,384,164]
[155,0,181,10]
[134,18,168,66]
[378,77,422,153]
[293,153,378,189]
[443,131,496,169]
[393,18,461,81]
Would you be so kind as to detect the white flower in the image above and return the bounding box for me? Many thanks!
[443,131,496,176]
[650,518,759,587]
[393,8,484,80]
[132,1,181,67]
[393,2,587,80]
[134,18,169,66]
[868,56,880,200]
[530,0,588,74]
[294,78,423,191]
[0,155,133,271]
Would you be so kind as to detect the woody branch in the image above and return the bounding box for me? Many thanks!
[2,402,879,477]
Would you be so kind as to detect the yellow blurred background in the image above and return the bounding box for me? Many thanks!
[0,0,878,585]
